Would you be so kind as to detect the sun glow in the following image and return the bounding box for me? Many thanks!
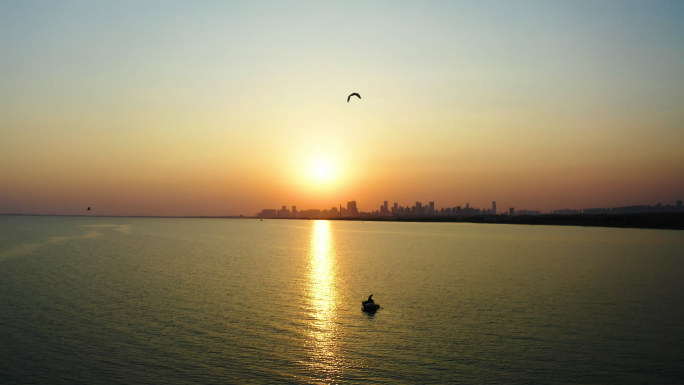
[286,132,358,196]
[307,155,338,185]
[291,146,348,192]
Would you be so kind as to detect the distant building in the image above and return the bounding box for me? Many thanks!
[509,207,515,216]
[583,208,608,214]
[300,209,322,218]
[277,205,290,218]
[552,209,580,215]
[380,200,389,216]
[346,201,358,216]
[413,201,423,216]
[258,209,277,218]
[492,201,497,215]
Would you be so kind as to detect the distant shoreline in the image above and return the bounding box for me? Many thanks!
[2,212,683,230]
[332,212,684,231]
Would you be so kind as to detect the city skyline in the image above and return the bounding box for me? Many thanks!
[258,198,684,219]
[2,1,683,217]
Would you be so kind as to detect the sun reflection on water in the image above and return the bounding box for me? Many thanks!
[305,220,342,381]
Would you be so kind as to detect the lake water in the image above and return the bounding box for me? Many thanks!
[1,216,683,384]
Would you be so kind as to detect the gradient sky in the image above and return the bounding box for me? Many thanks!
[2,1,683,216]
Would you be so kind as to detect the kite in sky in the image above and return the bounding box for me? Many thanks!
[347,92,361,103]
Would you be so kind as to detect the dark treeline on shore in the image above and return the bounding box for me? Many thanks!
[331,212,684,230]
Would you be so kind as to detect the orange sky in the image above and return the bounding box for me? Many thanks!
[1,2,683,216]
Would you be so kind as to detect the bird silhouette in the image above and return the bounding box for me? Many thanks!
[347,92,361,102]
[87,206,91,211]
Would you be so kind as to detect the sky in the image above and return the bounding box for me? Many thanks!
[1,1,683,216]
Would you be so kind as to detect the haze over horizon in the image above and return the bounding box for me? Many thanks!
[2,1,683,217]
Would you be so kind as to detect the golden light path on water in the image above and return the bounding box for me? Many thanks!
[305,220,343,382]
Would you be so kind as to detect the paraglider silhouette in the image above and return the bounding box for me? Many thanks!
[347,92,361,103]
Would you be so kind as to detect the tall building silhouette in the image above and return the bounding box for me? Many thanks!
[347,201,358,216]
[277,205,290,218]
[413,201,423,216]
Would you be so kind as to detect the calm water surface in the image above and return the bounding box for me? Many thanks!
[1,216,683,384]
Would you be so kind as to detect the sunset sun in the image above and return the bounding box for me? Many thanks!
[307,155,338,186]
[289,135,351,193]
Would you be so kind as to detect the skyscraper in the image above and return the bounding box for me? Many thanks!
[347,201,358,216]
[492,201,497,215]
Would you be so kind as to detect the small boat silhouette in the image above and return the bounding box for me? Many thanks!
[362,294,380,312]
